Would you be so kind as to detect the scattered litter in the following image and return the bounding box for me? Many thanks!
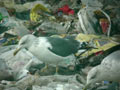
[0,0,119,90]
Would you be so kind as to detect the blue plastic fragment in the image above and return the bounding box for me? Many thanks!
[104,81,109,84]
[0,38,7,44]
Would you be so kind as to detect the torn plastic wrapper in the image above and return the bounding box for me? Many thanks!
[0,8,9,26]
[77,6,111,36]
[30,3,51,22]
[75,33,119,57]
[35,21,71,35]
[0,58,13,81]
[0,47,43,80]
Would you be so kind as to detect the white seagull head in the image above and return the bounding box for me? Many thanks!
[14,34,36,56]
[84,66,101,90]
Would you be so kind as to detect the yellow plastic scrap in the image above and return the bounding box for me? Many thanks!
[76,33,100,42]
[30,4,50,22]
[75,34,119,57]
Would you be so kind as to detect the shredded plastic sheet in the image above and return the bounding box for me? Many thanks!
[0,46,42,80]
[30,4,50,22]
[75,34,119,57]
[77,7,111,36]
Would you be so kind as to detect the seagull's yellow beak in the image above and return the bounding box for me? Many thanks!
[13,48,21,56]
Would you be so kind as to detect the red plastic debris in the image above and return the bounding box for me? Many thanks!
[58,5,74,15]
[95,51,103,56]
[100,19,109,34]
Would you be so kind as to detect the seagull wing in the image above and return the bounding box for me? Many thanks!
[47,37,79,57]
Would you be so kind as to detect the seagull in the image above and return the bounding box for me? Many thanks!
[13,34,87,74]
[84,50,120,90]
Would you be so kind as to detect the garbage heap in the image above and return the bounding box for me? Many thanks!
[0,0,120,90]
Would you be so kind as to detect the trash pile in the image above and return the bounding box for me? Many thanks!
[0,0,120,90]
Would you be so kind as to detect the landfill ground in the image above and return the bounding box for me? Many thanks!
[0,0,120,90]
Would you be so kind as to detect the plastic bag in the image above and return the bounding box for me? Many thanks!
[77,6,111,36]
